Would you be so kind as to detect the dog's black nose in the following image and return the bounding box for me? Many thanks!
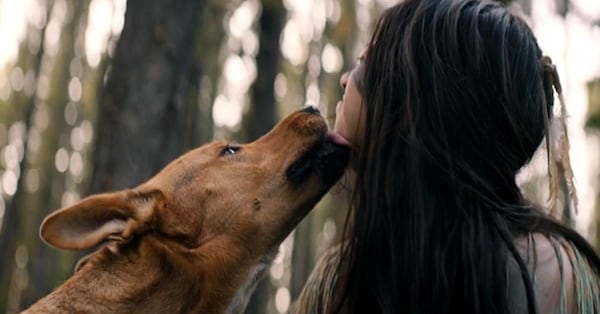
[301,106,320,115]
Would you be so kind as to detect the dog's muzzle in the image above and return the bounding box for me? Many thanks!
[286,133,350,186]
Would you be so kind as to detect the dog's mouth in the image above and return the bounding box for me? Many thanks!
[286,132,351,186]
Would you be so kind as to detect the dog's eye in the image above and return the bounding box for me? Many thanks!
[220,145,240,156]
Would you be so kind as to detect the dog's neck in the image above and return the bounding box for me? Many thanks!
[24,239,272,313]
[224,247,277,314]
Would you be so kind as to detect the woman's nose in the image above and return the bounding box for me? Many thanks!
[340,71,350,89]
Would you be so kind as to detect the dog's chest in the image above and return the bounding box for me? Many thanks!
[224,261,270,314]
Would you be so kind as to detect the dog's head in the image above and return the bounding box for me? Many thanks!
[39,107,350,271]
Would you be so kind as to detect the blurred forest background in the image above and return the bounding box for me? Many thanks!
[0,0,598,313]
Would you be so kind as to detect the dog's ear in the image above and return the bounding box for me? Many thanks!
[39,189,163,250]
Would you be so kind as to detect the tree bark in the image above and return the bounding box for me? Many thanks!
[90,0,205,193]
[192,0,231,147]
[240,0,286,142]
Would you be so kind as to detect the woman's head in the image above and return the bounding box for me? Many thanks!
[337,0,551,190]
[336,0,556,313]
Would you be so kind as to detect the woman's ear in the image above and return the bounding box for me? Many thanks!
[39,189,163,250]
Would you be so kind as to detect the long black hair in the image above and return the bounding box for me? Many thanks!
[338,0,600,313]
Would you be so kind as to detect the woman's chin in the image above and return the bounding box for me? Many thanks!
[327,131,352,147]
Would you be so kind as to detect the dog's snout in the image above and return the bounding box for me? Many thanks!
[301,106,320,115]
[253,106,327,146]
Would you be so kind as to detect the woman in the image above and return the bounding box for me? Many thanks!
[294,0,600,313]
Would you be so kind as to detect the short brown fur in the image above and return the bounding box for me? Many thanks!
[23,110,348,314]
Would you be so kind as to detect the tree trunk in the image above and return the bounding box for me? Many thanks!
[192,0,231,147]
[240,0,286,142]
[90,0,205,193]
[243,1,286,313]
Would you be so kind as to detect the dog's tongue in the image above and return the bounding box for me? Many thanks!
[327,131,352,147]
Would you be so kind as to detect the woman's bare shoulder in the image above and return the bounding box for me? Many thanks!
[513,233,575,314]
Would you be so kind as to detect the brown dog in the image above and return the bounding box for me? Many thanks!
[22,107,349,313]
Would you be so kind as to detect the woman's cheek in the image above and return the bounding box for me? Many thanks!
[334,102,345,134]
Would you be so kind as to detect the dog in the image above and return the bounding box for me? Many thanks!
[22,106,350,313]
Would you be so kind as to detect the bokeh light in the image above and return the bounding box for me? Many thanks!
[24,169,39,193]
[275,287,291,313]
[2,170,18,196]
[54,148,69,173]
